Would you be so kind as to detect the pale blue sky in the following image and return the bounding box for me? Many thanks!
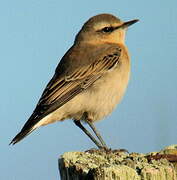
[1,0,177,179]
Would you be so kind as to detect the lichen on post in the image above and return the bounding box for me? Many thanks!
[58,145,177,180]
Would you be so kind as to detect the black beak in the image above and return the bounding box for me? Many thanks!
[121,19,139,29]
[115,19,139,30]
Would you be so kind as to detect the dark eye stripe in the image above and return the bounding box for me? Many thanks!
[101,26,114,33]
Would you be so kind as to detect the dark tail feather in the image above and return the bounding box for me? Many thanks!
[9,128,35,145]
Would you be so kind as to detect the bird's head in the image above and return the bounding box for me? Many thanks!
[75,14,139,45]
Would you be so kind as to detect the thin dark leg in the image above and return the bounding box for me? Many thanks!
[86,119,108,149]
[73,120,103,149]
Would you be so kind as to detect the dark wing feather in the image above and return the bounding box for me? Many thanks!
[10,45,121,145]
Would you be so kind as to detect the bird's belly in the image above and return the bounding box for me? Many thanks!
[82,68,130,121]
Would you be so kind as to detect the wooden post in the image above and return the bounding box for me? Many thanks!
[58,145,177,180]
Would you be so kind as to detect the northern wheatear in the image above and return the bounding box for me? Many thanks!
[10,14,138,149]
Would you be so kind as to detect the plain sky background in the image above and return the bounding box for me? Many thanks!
[1,0,177,179]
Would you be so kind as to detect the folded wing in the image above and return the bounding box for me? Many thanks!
[10,45,121,144]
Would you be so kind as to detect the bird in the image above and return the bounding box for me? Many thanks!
[10,13,139,149]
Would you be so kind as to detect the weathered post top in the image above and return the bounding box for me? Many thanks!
[59,145,177,180]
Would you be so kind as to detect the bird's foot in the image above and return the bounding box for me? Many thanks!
[85,147,110,154]
[112,148,129,154]
[85,147,129,154]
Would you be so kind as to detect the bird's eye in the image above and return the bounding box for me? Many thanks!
[101,27,114,33]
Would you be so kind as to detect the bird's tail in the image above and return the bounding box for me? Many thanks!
[9,128,35,145]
